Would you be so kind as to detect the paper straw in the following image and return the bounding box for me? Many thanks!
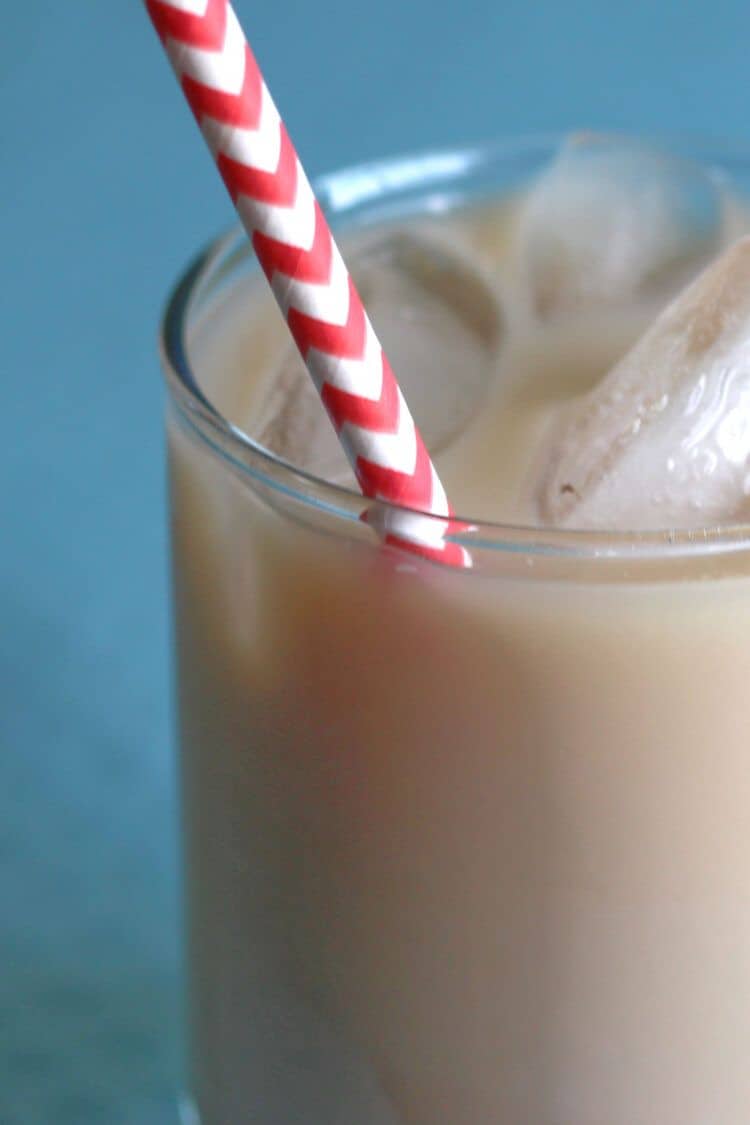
[145,0,468,567]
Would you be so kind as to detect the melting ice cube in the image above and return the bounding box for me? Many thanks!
[537,236,750,530]
[518,134,723,317]
[254,230,503,484]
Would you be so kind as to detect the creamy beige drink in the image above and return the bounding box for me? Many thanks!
[164,139,750,1123]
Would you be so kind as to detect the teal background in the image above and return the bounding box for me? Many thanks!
[2,1,748,1120]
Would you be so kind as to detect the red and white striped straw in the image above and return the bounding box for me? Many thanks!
[145,0,469,568]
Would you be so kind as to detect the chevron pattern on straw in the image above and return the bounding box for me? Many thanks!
[145,0,469,566]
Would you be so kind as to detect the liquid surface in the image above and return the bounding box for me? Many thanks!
[189,181,750,531]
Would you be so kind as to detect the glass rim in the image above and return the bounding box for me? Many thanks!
[159,132,750,566]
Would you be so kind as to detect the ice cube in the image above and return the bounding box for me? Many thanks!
[254,230,503,483]
[537,237,750,530]
[518,134,723,317]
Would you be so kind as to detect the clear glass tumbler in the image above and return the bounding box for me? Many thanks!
[161,137,750,1125]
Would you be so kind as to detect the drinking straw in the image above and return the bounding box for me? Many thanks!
[144,0,468,566]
